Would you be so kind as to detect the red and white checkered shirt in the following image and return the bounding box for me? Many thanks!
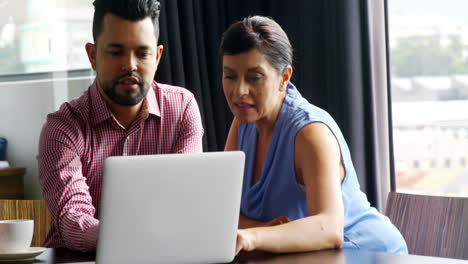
[37,80,204,251]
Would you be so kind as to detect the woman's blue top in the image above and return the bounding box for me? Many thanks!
[237,83,408,253]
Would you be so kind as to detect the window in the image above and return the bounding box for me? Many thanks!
[0,0,93,76]
[388,0,468,196]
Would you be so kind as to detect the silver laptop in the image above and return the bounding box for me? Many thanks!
[96,151,245,264]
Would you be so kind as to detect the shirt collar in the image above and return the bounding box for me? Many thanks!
[145,81,161,117]
[90,79,161,127]
[90,80,113,126]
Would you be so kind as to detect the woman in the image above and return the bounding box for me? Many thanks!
[220,16,408,255]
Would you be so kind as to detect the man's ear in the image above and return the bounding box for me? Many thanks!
[155,45,164,68]
[280,65,293,91]
[85,43,97,70]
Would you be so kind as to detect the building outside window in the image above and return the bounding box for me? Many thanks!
[388,0,468,197]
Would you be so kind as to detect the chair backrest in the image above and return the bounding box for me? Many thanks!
[0,200,51,247]
[385,192,468,259]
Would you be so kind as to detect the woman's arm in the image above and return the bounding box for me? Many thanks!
[236,122,345,254]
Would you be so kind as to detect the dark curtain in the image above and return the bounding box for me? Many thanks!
[155,0,381,206]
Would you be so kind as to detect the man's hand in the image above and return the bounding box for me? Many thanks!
[264,215,290,227]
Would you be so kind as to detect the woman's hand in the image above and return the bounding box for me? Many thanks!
[236,215,290,255]
[235,229,257,255]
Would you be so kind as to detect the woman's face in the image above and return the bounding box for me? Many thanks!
[222,48,288,124]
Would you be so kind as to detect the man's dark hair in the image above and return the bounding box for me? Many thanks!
[92,0,161,44]
[219,16,293,73]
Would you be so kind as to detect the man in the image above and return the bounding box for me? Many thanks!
[37,0,203,251]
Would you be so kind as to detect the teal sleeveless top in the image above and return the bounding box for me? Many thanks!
[237,83,407,253]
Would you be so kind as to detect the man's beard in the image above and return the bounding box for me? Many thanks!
[99,72,150,106]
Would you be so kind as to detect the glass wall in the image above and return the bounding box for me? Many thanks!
[0,0,94,199]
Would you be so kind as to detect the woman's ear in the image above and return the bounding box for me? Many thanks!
[280,65,293,91]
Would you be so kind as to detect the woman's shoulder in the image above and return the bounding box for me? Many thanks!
[283,85,336,129]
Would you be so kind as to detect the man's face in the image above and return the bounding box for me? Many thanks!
[86,13,163,106]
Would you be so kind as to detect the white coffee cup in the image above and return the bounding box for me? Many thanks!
[0,220,34,253]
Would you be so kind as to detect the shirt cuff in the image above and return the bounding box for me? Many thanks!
[83,219,99,251]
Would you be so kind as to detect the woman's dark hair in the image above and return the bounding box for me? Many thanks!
[92,0,161,44]
[219,16,293,73]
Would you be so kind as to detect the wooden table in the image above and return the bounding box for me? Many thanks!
[0,167,25,199]
[29,247,468,263]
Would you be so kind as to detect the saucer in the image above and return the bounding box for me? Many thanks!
[0,247,47,261]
